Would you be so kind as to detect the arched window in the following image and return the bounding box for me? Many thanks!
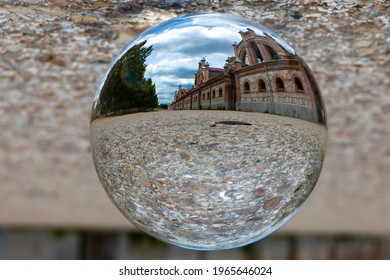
[275,77,285,91]
[294,77,304,92]
[242,51,249,66]
[251,41,264,63]
[244,81,250,93]
[265,45,278,60]
[207,92,210,99]
[202,93,205,100]
[212,90,216,98]
[258,79,266,92]
[219,88,223,97]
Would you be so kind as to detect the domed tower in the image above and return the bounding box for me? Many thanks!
[232,29,320,123]
[233,28,288,66]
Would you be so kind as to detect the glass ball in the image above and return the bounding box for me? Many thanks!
[90,13,327,250]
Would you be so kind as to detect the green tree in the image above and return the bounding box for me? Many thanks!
[92,40,157,120]
[158,103,168,109]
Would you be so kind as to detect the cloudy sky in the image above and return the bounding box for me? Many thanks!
[115,13,296,105]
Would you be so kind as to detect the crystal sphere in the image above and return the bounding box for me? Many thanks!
[90,13,327,250]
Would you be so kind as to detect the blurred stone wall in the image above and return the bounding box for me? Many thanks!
[1,229,390,260]
[0,0,389,258]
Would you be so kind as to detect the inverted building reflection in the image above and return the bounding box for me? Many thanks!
[168,29,326,125]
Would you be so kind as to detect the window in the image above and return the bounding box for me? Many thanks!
[203,93,205,100]
[258,79,266,92]
[294,77,304,92]
[252,41,264,63]
[244,81,250,93]
[219,88,223,97]
[242,51,249,66]
[275,77,285,91]
[207,92,210,99]
[212,90,215,98]
[265,45,278,60]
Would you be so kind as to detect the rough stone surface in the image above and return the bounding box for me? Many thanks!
[0,1,389,236]
[91,111,326,249]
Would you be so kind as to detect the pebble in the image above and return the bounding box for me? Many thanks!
[354,40,372,48]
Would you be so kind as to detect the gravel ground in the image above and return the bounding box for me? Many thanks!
[91,110,326,249]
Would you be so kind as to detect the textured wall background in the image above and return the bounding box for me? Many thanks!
[0,0,389,244]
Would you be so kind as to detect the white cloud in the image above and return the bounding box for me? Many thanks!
[146,57,195,75]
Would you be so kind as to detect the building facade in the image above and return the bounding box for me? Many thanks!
[168,29,325,125]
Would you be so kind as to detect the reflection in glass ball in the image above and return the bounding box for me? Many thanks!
[90,13,327,250]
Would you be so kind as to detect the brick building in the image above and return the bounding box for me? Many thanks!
[168,29,325,125]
